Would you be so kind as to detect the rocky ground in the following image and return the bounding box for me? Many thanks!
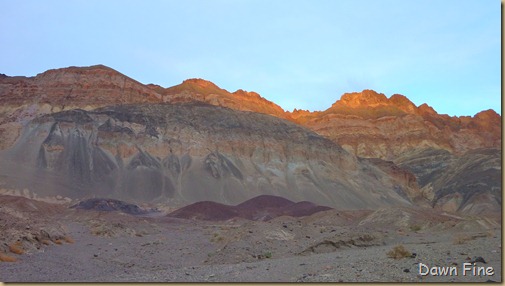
[0,194,501,283]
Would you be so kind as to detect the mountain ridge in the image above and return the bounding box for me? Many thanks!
[0,64,500,158]
[1,65,498,117]
[0,65,500,214]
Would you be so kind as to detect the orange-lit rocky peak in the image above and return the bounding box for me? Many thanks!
[164,78,229,97]
[388,94,417,113]
[335,89,388,108]
[474,109,500,121]
[417,103,437,116]
[232,89,262,99]
[182,78,220,89]
[471,109,501,133]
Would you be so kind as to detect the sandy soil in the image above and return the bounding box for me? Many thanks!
[0,196,501,283]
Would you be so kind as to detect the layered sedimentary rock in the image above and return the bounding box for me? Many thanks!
[289,89,500,160]
[395,148,501,214]
[0,65,161,150]
[0,65,500,214]
[0,103,423,209]
[159,78,290,120]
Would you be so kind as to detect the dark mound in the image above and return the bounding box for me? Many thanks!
[168,201,239,221]
[70,198,155,215]
[236,194,295,210]
[281,201,333,217]
[168,195,333,221]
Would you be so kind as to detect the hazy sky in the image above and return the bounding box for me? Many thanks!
[1,0,500,116]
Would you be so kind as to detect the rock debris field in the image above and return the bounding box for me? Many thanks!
[0,195,501,283]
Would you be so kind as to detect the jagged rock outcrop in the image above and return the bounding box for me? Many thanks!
[0,103,423,209]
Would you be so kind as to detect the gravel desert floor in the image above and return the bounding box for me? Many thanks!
[0,195,502,283]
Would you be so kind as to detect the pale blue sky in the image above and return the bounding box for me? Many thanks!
[0,0,501,116]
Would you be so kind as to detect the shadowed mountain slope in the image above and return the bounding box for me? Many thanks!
[0,103,423,209]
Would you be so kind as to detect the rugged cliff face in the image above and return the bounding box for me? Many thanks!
[0,103,422,209]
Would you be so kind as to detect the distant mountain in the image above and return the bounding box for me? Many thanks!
[0,65,500,214]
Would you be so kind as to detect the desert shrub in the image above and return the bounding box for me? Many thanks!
[264,251,272,259]
[41,239,51,245]
[53,239,63,245]
[410,225,422,232]
[8,241,24,255]
[486,230,496,238]
[387,244,411,259]
[210,233,224,243]
[0,253,17,262]
[452,234,472,245]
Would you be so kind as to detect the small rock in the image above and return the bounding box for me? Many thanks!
[470,256,487,264]
[93,254,98,257]
[403,269,410,273]
[410,253,417,258]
